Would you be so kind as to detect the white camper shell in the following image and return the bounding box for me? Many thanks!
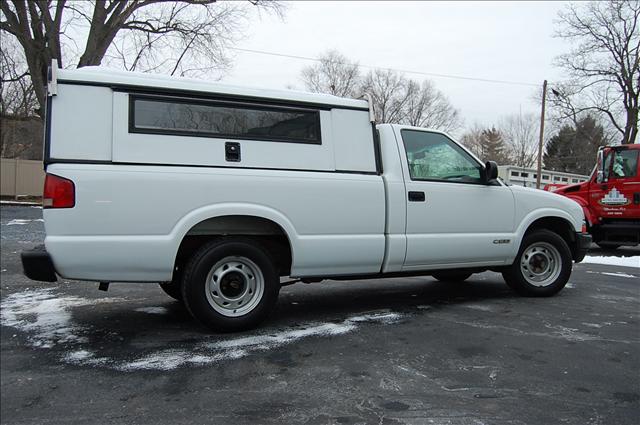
[47,67,378,174]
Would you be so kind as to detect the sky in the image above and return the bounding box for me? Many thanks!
[220,1,572,135]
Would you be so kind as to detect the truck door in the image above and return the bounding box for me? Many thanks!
[594,147,640,219]
[395,128,515,269]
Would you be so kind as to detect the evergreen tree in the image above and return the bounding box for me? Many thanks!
[544,116,607,175]
[480,127,511,165]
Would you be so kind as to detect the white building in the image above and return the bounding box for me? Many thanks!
[498,165,589,188]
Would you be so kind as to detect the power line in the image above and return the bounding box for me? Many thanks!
[229,47,541,88]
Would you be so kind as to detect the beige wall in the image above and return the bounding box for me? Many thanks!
[1,158,44,197]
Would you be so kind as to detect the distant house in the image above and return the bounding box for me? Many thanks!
[498,165,589,188]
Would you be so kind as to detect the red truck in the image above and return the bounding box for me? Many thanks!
[552,144,640,250]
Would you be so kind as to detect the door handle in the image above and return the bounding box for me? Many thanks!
[408,191,425,202]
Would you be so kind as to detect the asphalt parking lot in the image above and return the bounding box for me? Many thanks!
[1,204,639,425]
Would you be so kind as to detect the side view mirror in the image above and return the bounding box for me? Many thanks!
[596,170,604,184]
[483,160,498,183]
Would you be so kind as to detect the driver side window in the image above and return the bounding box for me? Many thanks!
[401,130,482,183]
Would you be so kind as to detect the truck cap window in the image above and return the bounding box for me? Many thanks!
[130,95,321,144]
[401,130,481,183]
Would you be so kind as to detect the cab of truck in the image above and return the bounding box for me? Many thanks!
[553,144,640,249]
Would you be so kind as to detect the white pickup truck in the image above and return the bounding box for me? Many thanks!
[22,65,591,332]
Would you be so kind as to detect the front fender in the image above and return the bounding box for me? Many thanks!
[508,208,582,263]
[565,195,595,226]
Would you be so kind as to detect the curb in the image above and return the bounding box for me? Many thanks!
[0,201,42,207]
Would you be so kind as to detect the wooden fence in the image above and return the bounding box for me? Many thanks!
[0,158,44,198]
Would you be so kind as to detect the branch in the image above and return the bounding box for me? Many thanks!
[1,71,29,82]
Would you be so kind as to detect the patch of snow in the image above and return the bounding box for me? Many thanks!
[586,270,636,278]
[118,312,402,371]
[582,255,639,269]
[464,304,494,312]
[565,283,576,288]
[5,218,44,226]
[135,306,168,315]
[581,322,611,329]
[544,324,600,342]
[600,272,637,279]
[117,349,247,371]
[2,288,404,371]
[63,350,109,366]
[0,289,122,349]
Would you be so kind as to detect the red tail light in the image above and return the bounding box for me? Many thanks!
[43,173,75,209]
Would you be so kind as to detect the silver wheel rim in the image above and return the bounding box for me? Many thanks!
[205,256,264,317]
[520,242,562,287]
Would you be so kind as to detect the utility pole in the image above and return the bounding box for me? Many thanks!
[536,80,547,190]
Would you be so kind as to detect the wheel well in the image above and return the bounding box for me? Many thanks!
[524,217,576,250]
[173,215,293,280]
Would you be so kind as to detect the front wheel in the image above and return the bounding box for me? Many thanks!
[502,229,572,297]
[181,238,280,332]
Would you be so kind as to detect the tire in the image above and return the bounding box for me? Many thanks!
[596,242,620,251]
[502,229,572,297]
[159,281,183,301]
[181,238,279,332]
[432,271,473,282]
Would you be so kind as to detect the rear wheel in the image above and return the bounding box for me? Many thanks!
[432,271,473,282]
[502,229,572,297]
[181,238,279,332]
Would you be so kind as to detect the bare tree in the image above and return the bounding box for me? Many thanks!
[301,50,360,97]
[361,69,461,132]
[0,0,283,116]
[298,51,461,132]
[500,113,539,168]
[361,68,409,124]
[403,79,461,133]
[0,34,37,116]
[460,125,485,159]
[553,0,639,144]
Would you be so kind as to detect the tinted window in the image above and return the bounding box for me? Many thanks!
[401,130,481,183]
[131,96,321,144]
[511,171,519,177]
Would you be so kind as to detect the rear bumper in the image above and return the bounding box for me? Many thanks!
[21,245,57,282]
[574,232,592,263]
